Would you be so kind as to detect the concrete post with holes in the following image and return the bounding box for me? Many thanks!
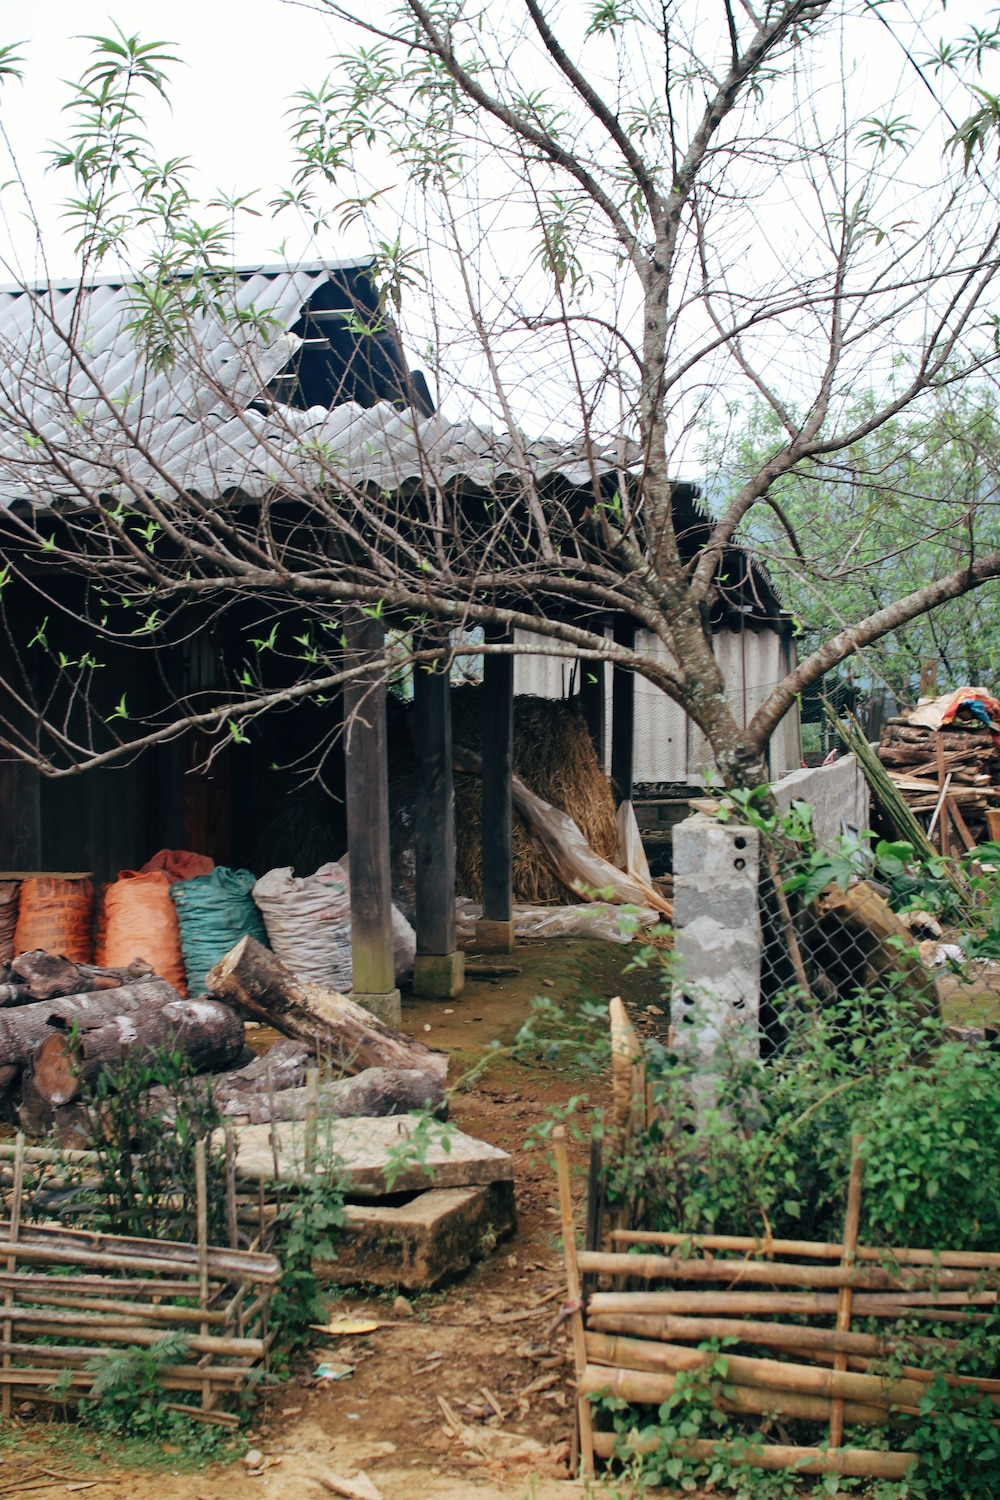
[670,814,761,1073]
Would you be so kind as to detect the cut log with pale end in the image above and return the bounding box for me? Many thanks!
[219,1066,447,1124]
[205,936,447,1082]
[33,998,245,1107]
[8,953,155,1003]
[0,979,182,1076]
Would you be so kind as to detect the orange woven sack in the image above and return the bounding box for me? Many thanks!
[14,878,94,963]
[98,871,187,995]
[139,849,215,882]
[0,881,19,965]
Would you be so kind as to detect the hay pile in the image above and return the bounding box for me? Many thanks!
[451,689,618,905]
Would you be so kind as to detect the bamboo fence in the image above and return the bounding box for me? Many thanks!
[0,1133,280,1420]
[554,1120,1000,1482]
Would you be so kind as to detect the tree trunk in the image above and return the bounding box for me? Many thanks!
[205,936,448,1081]
[32,997,245,1106]
[217,1065,447,1124]
[0,979,181,1073]
[212,1038,312,1100]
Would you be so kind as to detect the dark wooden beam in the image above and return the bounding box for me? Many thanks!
[413,664,456,956]
[479,642,513,950]
[342,611,397,1017]
[611,618,635,805]
[579,659,606,767]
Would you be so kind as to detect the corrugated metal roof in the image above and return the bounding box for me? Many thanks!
[0,260,621,507]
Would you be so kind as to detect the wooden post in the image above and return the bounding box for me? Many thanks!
[579,659,606,767]
[413,663,464,997]
[554,1125,595,1477]
[225,1126,238,1253]
[2,1133,24,1419]
[195,1137,211,1411]
[829,1135,864,1449]
[611,618,635,806]
[343,609,401,1024]
[304,1067,319,1172]
[478,641,514,954]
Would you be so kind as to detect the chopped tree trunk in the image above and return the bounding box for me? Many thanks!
[0,979,181,1074]
[32,998,246,1107]
[18,1066,55,1137]
[212,1038,312,1101]
[205,937,448,1082]
[217,1066,447,1124]
[7,953,155,1004]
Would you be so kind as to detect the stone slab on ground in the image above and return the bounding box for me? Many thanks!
[314,1181,516,1289]
[221,1115,513,1196]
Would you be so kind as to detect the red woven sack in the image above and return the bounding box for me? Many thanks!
[98,870,187,995]
[0,881,19,965]
[14,878,94,963]
[139,849,215,882]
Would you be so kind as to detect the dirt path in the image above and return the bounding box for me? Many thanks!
[2,938,666,1499]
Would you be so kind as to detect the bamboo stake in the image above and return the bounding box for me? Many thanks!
[195,1139,211,1411]
[2,1133,23,1419]
[553,1125,594,1477]
[831,1136,865,1449]
[225,1126,238,1252]
[575,1250,994,1291]
[609,1230,1000,1271]
[305,1067,319,1173]
[590,1431,917,1480]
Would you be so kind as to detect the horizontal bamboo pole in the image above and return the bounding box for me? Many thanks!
[577,1251,995,1291]
[0,1354,246,1384]
[4,1291,230,1326]
[0,1222,280,1282]
[611,1230,1000,1271]
[591,1430,917,1479]
[585,1332,933,1409]
[0,1240,267,1282]
[586,1311,956,1361]
[0,1311,262,1357]
[586,1289,996,1319]
[578,1363,888,1426]
[0,1272,221,1299]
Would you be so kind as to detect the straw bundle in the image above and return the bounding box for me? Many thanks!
[451,690,618,905]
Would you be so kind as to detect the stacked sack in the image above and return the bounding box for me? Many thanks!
[171,867,269,996]
[96,870,188,995]
[15,878,95,963]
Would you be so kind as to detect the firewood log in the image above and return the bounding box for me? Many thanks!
[8,952,155,1003]
[205,937,447,1082]
[32,998,245,1107]
[0,979,181,1075]
[217,1065,447,1123]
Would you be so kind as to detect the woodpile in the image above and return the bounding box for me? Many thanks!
[0,936,448,1139]
[877,701,1000,853]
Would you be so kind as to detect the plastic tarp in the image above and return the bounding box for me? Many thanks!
[455,896,659,945]
[615,800,653,885]
[511,775,671,915]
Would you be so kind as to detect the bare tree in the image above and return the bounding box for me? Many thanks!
[0,8,998,793]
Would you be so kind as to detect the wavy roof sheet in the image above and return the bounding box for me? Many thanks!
[0,260,621,506]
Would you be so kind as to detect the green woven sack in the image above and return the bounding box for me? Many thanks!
[170,867,269,997]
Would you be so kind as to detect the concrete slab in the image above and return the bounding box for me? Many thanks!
[222,1115,513,1196]
[314,1181,516,1289]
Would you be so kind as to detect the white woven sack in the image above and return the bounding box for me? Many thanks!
[252,861,353,991]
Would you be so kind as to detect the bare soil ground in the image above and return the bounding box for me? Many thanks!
[1,938,665,1500]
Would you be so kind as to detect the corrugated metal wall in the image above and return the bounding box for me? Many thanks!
[513,626,801,782]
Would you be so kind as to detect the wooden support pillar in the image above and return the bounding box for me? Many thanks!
[412,663,464,998]
[343,611,400,1025]
[611,618,635,806]
[579,659,606,768]
[477,641,514,954]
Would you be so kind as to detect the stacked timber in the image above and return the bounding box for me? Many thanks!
[876,695,1000,852]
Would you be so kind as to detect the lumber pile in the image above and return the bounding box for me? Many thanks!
[876,691,1000,853]
[0,1133,279,1420]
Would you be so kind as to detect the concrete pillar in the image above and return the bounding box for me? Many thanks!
[343,611,401,1026]
[670,814,761,1074]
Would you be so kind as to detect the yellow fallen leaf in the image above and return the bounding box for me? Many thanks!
[310,1319,380,1336]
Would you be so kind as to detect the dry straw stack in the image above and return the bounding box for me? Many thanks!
[451,690,618,905]
[0,1133,279,1421]
[554,1008,1000,1483]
